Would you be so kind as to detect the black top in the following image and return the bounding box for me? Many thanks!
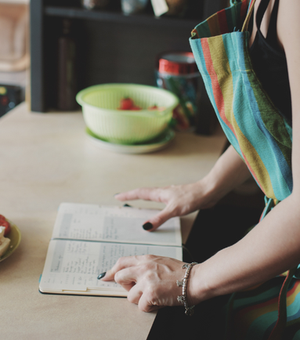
[249,0,292,125]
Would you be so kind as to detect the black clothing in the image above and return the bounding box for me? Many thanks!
[249,0,292,124]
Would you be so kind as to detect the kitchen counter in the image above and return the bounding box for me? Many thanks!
[1,103,226,340]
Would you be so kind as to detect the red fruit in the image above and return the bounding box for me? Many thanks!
[130,106,142,110]
[147,105,158,110]
[119,97,134,110]
[0,214,11,236]
[147,105,165,111]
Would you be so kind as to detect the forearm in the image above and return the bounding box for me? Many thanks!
[199,145,253,207]
[189,192,300,304]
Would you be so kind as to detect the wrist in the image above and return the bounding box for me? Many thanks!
[195,176,223,209]
[176,262,198,315]
[187,263,215,306]
[198,145,253,207]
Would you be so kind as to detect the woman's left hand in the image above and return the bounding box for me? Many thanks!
[101,255,187,312]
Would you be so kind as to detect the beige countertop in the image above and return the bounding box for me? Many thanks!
[1,103,226,340]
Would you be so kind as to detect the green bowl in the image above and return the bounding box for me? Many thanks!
[76,83,178,145]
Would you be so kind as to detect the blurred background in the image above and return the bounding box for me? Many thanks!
[0,0,230,133]
[0,0,29,117]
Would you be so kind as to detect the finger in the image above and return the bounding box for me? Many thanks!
[143,207,176,231]
[100,269,114,281]
[114,265,146,292]
[101,256,140,281]
[127,284,143,305]
[102,269,135,292]
[115,187,163,203]
[114,267,138,286]
[138,289,161,313]
[127,283,161,312]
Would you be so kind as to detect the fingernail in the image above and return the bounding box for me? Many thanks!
[97,272,106,280]
[123,204,132,207]
[143,222,153,231]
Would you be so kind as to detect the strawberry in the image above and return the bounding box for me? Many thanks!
[130,106,142,110]
[0,214,11,236]
[148,105,165,111]
[147,105,158,110]
[119,97,134,110]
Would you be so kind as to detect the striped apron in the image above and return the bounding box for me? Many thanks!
[189,0,300,338]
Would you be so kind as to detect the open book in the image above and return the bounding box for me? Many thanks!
[39,203,182,296]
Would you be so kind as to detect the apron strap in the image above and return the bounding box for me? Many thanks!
[242,0,257,32]
[268,266,297,340]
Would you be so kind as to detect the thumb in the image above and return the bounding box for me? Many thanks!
[142,209,173,232]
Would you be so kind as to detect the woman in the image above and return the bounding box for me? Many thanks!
[102,0,300,337]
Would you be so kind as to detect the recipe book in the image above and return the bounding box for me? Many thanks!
[39,202,182,297]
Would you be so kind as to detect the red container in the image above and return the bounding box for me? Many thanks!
[155,51,217,134]
[155,51,201,130]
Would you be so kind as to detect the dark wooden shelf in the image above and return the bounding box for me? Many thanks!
[44,6,200,29]
[30,0,223,113]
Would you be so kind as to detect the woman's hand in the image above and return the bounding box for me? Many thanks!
[115,182,217,231]
[115,146,252,231]
[101,255,190,312]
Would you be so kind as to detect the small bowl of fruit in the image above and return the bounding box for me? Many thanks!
[76,83,178,144]
[0,214,21,262]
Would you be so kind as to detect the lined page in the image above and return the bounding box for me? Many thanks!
[51,203,182,247]
[39,239,182,295]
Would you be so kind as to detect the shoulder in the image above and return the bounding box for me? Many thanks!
[277,0,300,51]
[277,1,300,134]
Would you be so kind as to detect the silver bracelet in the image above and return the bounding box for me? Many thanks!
[177,262,198,316]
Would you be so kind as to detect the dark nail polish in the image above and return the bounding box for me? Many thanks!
[123,204,132,207]
[143,222,153,231]
[97,272,106,280]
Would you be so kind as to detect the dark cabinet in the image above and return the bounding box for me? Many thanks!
[30,0,224,113]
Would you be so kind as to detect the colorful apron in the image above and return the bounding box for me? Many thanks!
[189,0,300,338]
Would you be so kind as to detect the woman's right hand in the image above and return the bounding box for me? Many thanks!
[115,181,217,231]
[115,145,253,231]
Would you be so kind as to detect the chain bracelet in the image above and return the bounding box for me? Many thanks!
[176,262,198,316]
